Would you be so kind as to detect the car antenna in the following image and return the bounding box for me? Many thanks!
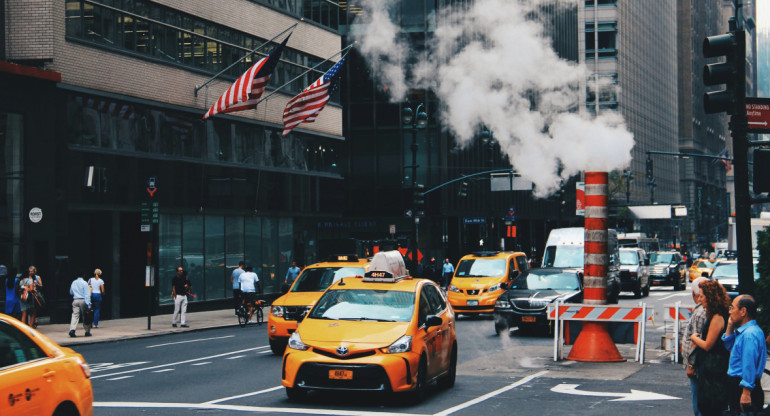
[338,277,345,286]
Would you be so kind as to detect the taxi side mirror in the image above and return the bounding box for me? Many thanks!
[501,282,508,290]
[509,270,519,280]
[425,315,442,329]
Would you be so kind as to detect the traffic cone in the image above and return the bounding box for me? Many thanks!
[566,322,625,362]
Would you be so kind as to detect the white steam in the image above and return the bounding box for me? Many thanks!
[351,0,635,197]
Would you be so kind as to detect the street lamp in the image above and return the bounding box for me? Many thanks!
[402,103,428,270]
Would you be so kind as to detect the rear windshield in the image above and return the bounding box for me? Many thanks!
[291,267,365,292]
[455,258,507,277]
[619,251,639,265]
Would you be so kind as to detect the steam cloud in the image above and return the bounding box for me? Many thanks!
[350,0,635,197]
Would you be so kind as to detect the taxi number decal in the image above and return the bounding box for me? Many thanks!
[329,369,353,380]
[522,316,536,322]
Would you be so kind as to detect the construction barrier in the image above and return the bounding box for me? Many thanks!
[667,302,694,363]
[548,301,650,363]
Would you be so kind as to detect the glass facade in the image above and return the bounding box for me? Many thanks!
[0,113,24,275]
[65,0,337,96]
[159,214,293,304]
[65,93,343,174]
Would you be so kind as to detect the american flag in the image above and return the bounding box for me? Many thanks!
[203,35,290,119]
[281,54,347,137]
[720,150,732,172]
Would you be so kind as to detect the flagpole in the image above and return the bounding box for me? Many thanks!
[194,21,300,96]
[254,43,354,106]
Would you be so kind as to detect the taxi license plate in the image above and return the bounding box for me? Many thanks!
[467,300,479,306]
[522,316,536,323]
[329,370,353,380]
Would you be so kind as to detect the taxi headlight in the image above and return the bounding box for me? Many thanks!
[287,332,309,351]
[386,335,412,354]
[271,306,284,318]
[488,283,502,292]
[495,299,511,309]
[448,284,460,293]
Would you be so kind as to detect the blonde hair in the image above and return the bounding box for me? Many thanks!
[94,268,102,278]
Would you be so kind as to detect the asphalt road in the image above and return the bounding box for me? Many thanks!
[73,286,699,415]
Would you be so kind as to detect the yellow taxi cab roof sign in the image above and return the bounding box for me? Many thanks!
[363,250,409,282]
[326,254,359,262]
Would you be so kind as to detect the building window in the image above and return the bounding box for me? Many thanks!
[65,0,334,95]
[585,0,617,6]
[586,74,618,112]
[585,22,617,58]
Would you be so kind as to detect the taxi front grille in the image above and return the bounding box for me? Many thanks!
[295,363,389,391]
[284,306,310,321]
[466,289,480,295]
[312,348,377,360]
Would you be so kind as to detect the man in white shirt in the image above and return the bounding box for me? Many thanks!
[238,266,260,323]
[231,261,245,313]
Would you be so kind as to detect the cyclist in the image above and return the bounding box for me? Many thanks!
[238,266,260,323]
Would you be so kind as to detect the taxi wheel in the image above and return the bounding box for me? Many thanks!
[408,357,428,403]
[52,402,79,416]
[437,345,457,389]
[642,283,650,297]
[285,386,307,401]
[270,338,287,355]
[633,282,642,299]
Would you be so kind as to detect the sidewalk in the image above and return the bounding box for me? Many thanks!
[35,308,243,347]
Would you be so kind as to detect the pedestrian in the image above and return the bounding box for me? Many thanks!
[19,266,40,327]
[722,294,767,414]
[681,277,708,416]
[689,279,731,415]
[69,271,92,337]
[231,261,245,312]
[285,261,301,289]
[171,266,191,328]
[3,265,20,319]
[88,268,105,328]
[238,266,260,323]
[442,258,454,290]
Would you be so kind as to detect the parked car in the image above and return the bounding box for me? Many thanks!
[0,314,93,416]
[687,257,718,282]
[494,267,597,334]
[709,260,759,298]
[648,251,687,290]
[618,247,650,298]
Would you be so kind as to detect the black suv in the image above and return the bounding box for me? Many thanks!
[648,251,686,290]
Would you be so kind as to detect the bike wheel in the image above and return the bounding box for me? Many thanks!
[237,307,248,328]
[256,307,264,326]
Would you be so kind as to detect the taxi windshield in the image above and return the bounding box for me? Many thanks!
[309,289,415,322]
[291,267,365,292]
[510,271,580,291]
[454,258,506,277]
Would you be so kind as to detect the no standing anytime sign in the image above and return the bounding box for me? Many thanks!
[746,97,770,134]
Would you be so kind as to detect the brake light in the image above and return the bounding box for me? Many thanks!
[76,357,91,378]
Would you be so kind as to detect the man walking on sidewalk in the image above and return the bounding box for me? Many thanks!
[171,267,191,328]
[69,272,92,337]
[722,294,767,414]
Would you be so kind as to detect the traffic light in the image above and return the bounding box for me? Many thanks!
[458,181,468,198]
[645,157,653,181]
[754,149,770,193]
[702,27,745,114]
[413,184,425,207]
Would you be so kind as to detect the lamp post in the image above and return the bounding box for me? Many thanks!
[402,103,428,270]
[481,129,496,249]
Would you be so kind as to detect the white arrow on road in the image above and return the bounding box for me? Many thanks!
[551,384,679,401]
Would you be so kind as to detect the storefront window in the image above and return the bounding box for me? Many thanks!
[159,214,181,304]
[261,218,278,292]
[0,113,23,269]
[225,217,245,297]
[182,215,204,300]
[245,216,262,285]
[204,215,226,300]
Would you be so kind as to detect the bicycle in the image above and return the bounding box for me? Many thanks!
[236,297,265,327]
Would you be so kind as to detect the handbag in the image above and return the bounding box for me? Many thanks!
[33,290,45,308]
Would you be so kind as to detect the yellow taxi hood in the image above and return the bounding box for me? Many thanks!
[452,276,503,290]
[299,318,410,347]
[272,291,325,307]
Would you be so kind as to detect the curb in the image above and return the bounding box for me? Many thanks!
[55,322,253,347]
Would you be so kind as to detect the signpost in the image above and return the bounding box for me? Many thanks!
[144,176,158,330]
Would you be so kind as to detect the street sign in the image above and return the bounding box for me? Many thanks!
[141,201,160,224]
[464,217,486,224]
[746,97,770,133]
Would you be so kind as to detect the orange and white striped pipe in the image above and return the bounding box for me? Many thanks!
[583,172,608,305]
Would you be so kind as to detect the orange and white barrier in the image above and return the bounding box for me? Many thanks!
[667,302,694,363]
[548,301,650,363]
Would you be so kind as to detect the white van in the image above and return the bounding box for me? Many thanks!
[541,227,620,303]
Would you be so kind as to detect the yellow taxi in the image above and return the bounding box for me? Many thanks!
[447,251,529,315]
[687,257,719,281]
[268,254,370,354]
[281,250,457,402]
[0,314,93,416]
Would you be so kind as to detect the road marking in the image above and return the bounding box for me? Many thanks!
[191,362,211,366]
[90,362,150,373]
[204,386,284,404]
[91,346,268,379]
[226,355,245,360]
[432,370,548,416]
[152,369,174,373]
[658,293,690,301]
[258,350,272,354]
[551,383,680,401]
[106,376,135,381]
[94,402,426,416]
[147,335,235,348]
